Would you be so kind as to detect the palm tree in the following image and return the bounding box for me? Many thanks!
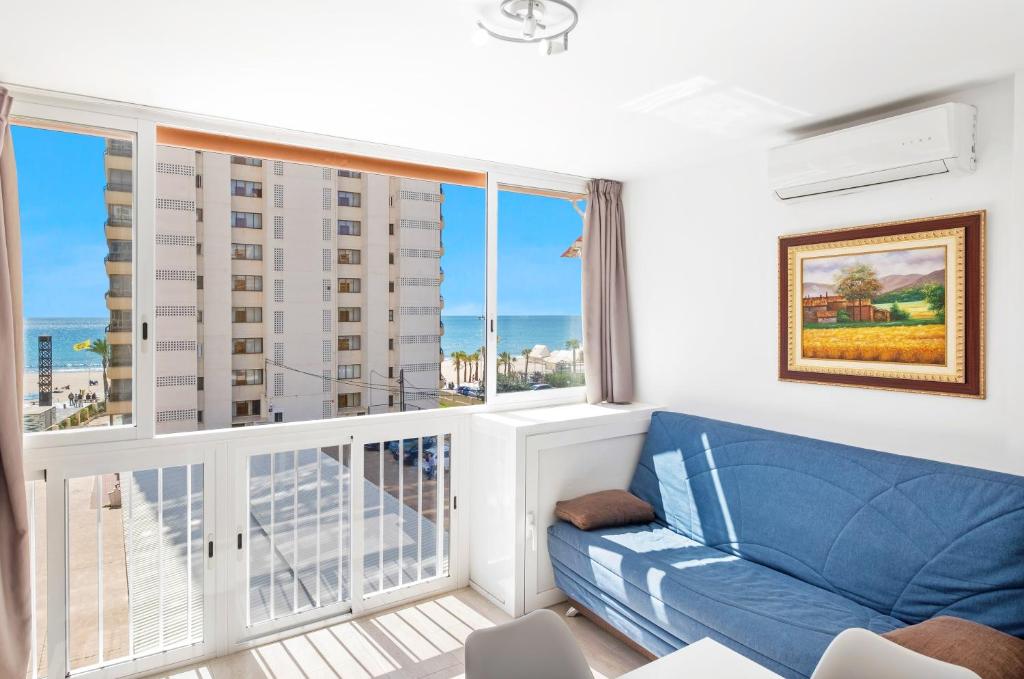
[86,338,111,423]
[452,352,463,385]
[469,351,480,382]
[565,339,580,373]
[499,351,513,376]
[521,348,531,380]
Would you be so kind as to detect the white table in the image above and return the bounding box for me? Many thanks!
[618,638,783,678]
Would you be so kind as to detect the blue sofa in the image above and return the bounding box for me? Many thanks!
[548,412,1024,678]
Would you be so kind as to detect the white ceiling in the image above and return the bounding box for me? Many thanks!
[2,0,1023,180]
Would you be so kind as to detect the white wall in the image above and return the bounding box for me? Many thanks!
[625,76,1024,476]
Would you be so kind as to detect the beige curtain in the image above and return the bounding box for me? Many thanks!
[581,179,634,404]
[0,87,31,679]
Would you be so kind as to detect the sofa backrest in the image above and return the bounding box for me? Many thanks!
[629,411,1024,635]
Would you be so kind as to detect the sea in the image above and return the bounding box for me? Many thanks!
[22,315,582,369]
[25,317,107,372]
[440,315,582,356]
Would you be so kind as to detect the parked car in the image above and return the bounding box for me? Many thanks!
[531,383,554,390]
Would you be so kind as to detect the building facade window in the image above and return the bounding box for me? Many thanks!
[337,364,361,379]
[107,168,132,192]
[108,203,131,226]
[231,179,263,197]
[232,306,263,323]
[232,275,263,292]
[232,369,264,386]
[337,190,361,207]
[232,399,262,417]
[337,307,361,322]
[337,169,362,178]
[337,278,361,293]
[230,155,262,166]
[337,219,361,236]
[231,211,262,229]
[337,335,361,351]
[338,393,361,408]
[231,243,263,260]
[337,249,361,265]
[232,338,263,354]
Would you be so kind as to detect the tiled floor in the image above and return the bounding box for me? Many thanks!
[148,588,648,679]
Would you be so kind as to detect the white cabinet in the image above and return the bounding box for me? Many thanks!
[469,403,656,617]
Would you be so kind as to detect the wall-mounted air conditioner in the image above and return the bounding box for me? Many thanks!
[768,103,977,200]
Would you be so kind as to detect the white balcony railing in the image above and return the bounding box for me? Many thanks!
[24,410,467,679]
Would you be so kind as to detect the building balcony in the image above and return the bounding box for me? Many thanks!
[439,295,445,309]
[105,291,132,312]
[105,182,133,193]
[105,224,132,241]
[108,388,132,404]
[108,365,131,380]
[231,414,266,426]
[104,257,132,276]
[106,400,131,415]
[106,216,132,228]
[439,320,445,336]
[105,329,132,345]
[106,140,133,157]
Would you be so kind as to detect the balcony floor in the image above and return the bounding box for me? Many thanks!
[146,587,647,679]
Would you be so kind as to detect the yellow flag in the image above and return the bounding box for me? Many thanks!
[72,340,92,352]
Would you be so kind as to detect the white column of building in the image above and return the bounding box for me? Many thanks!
[395,179,443,411]
[364,174,391,414]
[201,153,233,430]
[153,147,200,434]
[267,161,334,423]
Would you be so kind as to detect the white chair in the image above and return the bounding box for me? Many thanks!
[465,608,594,679]
[811,628,981,679]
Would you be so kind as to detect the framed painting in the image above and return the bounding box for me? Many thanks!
[779,211,985,397]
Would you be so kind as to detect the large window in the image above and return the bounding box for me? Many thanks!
[337,190,361,207]
[337,277,361,293]
[337,307,361,322]
[231,211,262,229]
[232,275,263,292]
[233,338,263,355]
[15,120,577,440]
[337,249,361,265]
[337,364,361,379]
[15,124,135,431]
[232,306,263,323]
[231,243,263,260]
[232,369,264,386]
[231,179,262,197]
[496,185,585,394]
[337,335,361,351]
[337,219,361,236]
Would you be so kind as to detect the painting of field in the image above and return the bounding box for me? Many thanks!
[802,325,945,364]
[800,245,946,365]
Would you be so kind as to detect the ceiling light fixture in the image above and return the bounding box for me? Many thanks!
[474,0,578,55]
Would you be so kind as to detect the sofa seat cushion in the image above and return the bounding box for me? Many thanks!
[549,520,905,678]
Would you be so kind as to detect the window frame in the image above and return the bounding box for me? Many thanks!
[15,101,154,450]
[485,173,588,407]
[12,92,590,454]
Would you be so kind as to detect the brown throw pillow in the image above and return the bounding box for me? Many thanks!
[882,616,1024,679]
[555,489,655,531]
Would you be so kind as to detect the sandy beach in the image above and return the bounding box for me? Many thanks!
[440,351,579,387]
[24,369,106,406]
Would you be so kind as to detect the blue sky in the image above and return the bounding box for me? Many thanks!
[13,125,583,318]
[14,125,109,318]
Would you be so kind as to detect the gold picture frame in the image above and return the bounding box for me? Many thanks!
[778,211,985,398]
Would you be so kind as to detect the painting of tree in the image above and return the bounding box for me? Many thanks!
[834,263,882,302]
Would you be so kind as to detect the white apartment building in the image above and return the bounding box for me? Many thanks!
[103,137,135,424]
[148,148,443,433]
